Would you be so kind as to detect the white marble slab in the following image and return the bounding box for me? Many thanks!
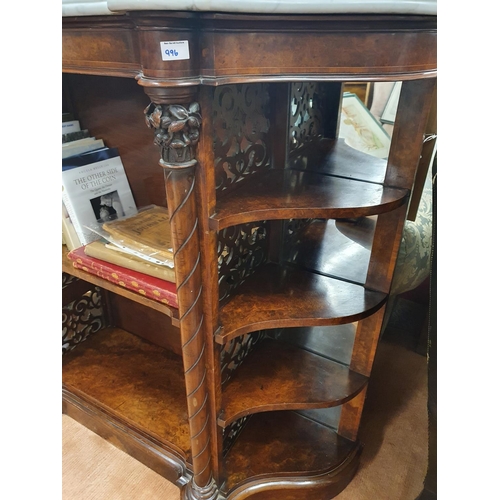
[63,0,114,16]
[63,0,437,17]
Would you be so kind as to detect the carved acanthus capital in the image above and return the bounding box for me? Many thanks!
[145,102,201,167]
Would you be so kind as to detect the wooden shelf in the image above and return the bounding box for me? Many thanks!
[216,263,386,344]
[62,327,191,463]
[210,167,407,231]
[218,339,367,427]
[62,246,179,325]
[223,411,360,496]
[288,138,388,185]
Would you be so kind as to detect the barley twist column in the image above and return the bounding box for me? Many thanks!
[144,93,218,500]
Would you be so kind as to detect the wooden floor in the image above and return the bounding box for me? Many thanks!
[63,296,430,500]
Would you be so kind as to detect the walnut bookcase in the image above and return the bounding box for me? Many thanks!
[62,11,436,500]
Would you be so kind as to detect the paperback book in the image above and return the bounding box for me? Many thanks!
[62,137,105,159]
[100,205,174,266]
[62,148,137,246]
[62,202,81,251]
[84,240,176,282]
[63,129,91,144]
[67,246,178,308]
[62,119,80,135]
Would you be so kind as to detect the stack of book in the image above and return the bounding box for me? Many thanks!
[66,207,177,307]
[62,114,115,250]
[62,114,177,307]
[62,114,106,159]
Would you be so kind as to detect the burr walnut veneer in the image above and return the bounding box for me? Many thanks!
[62,10,436,500]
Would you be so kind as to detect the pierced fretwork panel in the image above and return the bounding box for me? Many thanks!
[282,218,315,262]
[289,82,341,154]
[62,273,79,289]
[220,330,272,455]
[62,286,106,355]
[221,330,267,388]
[213,84,271,193]
[223,415,252,457]
[289,82,324,152]
[218,221,269,303]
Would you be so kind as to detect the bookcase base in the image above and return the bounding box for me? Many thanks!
[62,388,191,489]
[223,443,361,500]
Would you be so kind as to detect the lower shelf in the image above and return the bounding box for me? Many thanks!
[62,327,191,484]
[223,411,361,499]
[62,327,361,498]
[219,338,368,427]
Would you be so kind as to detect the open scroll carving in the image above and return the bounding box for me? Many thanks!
[62,283,105,355]
[290,82,324,152]
[213,84,271,192]
[217,221,269,303]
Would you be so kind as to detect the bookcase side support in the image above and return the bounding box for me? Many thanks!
[143,86,219,500]
[384,78,437,190]
[195,85,225,482]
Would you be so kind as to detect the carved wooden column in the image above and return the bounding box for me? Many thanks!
[144,87,218,500]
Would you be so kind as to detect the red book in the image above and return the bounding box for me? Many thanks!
[67,246,178,308]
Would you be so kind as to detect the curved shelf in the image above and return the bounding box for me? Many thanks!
[223,411,360,498]
[218,339,367,427]
[216,263,386,344]
[209,169,408,230]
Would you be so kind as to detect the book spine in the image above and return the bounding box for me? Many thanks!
[61,139,105,159]
[62,202,82,250]
[85,244,176,282]
[62,120,80,134]
[62,215,82,251]
[71,260,178,308]
[62,195,89,246]
[62,129,91,144]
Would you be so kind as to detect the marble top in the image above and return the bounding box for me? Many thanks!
[62,0,437,17]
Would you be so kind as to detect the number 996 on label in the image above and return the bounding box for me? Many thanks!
[160,40,190,61]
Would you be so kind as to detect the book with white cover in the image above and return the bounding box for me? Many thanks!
[62,119,81,135]
[62,148,137,245]
[62,137,105,159]
[62,202,82,250]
